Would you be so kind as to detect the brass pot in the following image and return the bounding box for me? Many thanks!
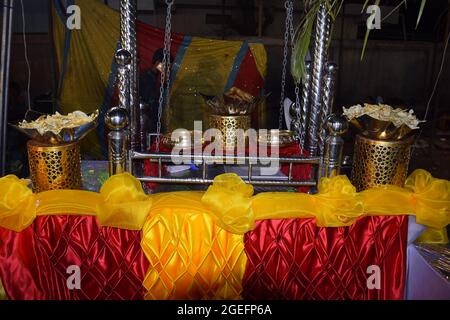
[27,140,82,192]
[209,114,251,149]
[351,134,414,191]
[257,129,296,147]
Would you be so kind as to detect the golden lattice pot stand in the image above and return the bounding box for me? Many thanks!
[27,140,82,192]
[351,134,413,191]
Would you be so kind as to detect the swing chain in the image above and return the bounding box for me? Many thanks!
[288,2,303,149]
[155,0,173,151]
[279,0,293,129]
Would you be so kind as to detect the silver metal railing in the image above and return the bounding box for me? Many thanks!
[129,151,321,187]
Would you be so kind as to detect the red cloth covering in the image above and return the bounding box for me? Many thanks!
[0,216,148,300]
[242,216,408,300]
[0,215,407,299]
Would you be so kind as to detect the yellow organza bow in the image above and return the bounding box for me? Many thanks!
[405,169,450,229]
[201,173,255,234]
[0,175,36,232]
[315,175,363,226]
[96,173,152,230]
[0,173,152,231]
[405,169,450,245]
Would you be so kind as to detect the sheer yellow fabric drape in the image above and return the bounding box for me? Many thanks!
[0,173,147,232]
[0,169,448,236]
[201,170,450,235]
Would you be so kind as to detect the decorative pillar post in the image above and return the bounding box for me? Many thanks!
[106,106,129,175]
[322,114,348,178]
[319,62,338,157]
[106,49,131,175]
[306,0,331,156]
[299,61,312,151]
[120,0,140,151]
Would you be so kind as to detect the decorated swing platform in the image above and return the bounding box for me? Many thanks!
[0,0,449,301]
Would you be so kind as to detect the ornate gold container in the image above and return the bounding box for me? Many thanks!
[351,134,414,191]
[27,140,82,192]
[209,115,251,148]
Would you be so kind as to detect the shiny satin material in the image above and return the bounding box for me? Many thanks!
[0,216,148,300]
[243,216,408,300]
[0,169,448,300]
[141,192,247,300]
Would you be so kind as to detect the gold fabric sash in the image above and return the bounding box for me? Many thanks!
[0,170,448,236]
[202,169,450,235]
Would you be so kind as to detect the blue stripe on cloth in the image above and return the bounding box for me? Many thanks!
[53,0,66,22]
[224,41,248,92]
[97,41,121,158]
[169,35,192,89]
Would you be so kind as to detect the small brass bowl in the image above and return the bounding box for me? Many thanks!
[162,130,205,149]
[350,115,413,140]
[258,129,296,147]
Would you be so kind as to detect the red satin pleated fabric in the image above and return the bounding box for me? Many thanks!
[0,214,408,300]
[242,216,408,300]
[0,216,148,300]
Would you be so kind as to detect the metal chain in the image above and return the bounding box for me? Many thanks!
[279,0,293,129]
[156,0,173,151]
[287,1,303,150]
[299,62,311,150]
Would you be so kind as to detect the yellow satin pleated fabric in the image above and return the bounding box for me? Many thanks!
[141,192,247,300]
